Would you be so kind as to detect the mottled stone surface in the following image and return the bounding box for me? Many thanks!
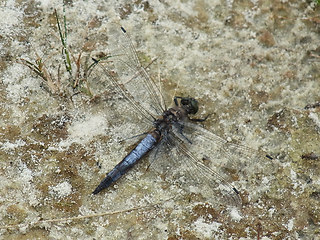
[1,0,320,239]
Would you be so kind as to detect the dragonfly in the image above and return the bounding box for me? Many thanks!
[90,25,272,207]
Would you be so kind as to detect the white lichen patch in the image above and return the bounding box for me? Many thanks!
[58,114,108,148]
[191,217,222,238]
[49,181,73,198]
[1,139,26,150]
[0,1,23,36]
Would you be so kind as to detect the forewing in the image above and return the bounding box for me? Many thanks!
[178,121,274,199]
[89,24,166,122]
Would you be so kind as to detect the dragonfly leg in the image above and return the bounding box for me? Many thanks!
[189,113,212,122]
[173,96,180,106]
[174,122,193,144]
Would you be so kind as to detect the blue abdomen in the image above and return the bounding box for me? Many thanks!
[93,133,157,194]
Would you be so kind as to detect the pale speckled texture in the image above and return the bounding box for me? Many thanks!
[1,0,320,239]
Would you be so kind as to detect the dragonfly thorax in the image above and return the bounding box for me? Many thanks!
[153,109,177,133]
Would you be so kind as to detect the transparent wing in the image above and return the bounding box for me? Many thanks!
[148,121,272,207]
[167,132,242,207]
[89,24,166,123]
[179,121,272,174]
[87,24,272,207]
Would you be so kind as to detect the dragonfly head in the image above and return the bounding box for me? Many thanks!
[180,97,199,115]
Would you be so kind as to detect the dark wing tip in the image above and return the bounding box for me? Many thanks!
[232,187,240,195]
[120,26,126,33]
[266,154,273,160]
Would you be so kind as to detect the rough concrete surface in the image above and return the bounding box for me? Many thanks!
[0,0,320,239]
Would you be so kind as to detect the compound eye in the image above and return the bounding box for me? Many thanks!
[181,97,198,114]
[189,98,199,114]
[180,98,189,106]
